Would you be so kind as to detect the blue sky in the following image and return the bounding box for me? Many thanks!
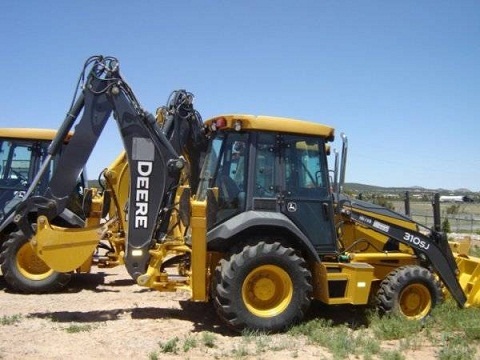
[1,1,479,191]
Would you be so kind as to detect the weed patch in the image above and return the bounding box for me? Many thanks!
[64,324,94,333]
[0,314,21,326]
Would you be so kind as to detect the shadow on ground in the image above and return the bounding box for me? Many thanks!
[29,301,235,335]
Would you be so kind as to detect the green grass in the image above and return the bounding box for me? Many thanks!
[287,300,479,359]
[148,352,158,360]
[369,312,423,341]
[158,337,179,354]
[149,305,480,359]
[437,333,476,360]
[379,350,405,360]
[145,300,479,359]
[156,334,200,355]
[289,318,381,359]
[201,331,217,348]
[64,323,94,333]
[0,314,22,326]
[182,334,197,352]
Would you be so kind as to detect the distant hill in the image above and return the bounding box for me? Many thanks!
[88,179,475,195]
[344,183,475,195]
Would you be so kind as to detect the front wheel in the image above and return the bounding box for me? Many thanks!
[214,241,312,332]
[0,230,71,293]
[376,265,443,320]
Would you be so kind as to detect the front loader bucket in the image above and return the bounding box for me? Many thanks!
[455,254,480,307]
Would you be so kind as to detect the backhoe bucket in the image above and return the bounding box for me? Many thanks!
[33,216,100,272]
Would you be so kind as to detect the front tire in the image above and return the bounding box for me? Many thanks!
[0,230,71,293]
[376,265,443,320]
[214,241,312,332]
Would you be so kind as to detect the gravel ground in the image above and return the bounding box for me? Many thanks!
[1,233,479,359]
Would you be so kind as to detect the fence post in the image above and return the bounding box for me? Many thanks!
[404,191,411,217]
[432,193,442,232]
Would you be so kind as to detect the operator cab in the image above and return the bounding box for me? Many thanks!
[198,115,337,254]
[0,128,86,224]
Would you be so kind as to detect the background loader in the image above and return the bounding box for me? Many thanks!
[5,55,480,333]
[0,128,86,292]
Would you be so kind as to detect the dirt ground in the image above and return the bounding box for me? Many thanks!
[0,264,465,360]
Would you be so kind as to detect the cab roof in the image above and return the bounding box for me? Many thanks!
[205,114,335,142]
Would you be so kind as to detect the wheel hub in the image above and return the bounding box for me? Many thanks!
[399,283,432,319]
[242,264,293,318]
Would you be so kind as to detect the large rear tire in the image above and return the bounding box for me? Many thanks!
[0,230,71,293]
[214,241,312,332]
[376,265,443,320]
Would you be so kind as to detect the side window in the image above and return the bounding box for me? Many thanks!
[10,145,31,181]
[284,136,328,197]
[0,140,31,187]
[254,133,276,198]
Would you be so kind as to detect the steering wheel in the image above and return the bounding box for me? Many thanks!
[10,170,28,186]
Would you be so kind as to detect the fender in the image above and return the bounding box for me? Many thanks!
[207,210,321,262]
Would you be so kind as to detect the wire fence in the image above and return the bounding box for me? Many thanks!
[410,213,480,233]
[387,200,480,234]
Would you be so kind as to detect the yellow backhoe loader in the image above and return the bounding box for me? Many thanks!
[5,55,480,332]
[0,128,86,292]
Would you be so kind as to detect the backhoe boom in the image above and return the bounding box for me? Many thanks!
[13,56,206,279]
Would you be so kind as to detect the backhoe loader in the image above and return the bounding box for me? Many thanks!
[0,128,86,292]
[8,55,480,332]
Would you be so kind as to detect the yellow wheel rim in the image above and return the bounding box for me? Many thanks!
[399,283,432,319]
[16,240,54,281]
[242,265,293,318]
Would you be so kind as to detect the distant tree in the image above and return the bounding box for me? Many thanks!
[372,197,395,211]
[442,218,451,233]
[446,204,461,215]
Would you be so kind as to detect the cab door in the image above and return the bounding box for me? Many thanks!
[280,135,337,254]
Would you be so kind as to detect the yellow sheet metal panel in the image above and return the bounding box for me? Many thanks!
[205,114,335,141]
[0,128,73,142]
[312,261,375,305]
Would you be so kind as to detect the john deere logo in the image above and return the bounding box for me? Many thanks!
[287,202,297,212]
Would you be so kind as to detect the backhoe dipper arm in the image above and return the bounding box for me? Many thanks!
[346,208,467,307]
[14,56,205,279]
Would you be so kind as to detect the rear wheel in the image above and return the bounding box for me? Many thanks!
[214,241,312,332]
[376,265,443,320]
[0,230,71,293]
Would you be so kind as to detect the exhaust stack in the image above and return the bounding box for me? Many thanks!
[338,133,348,194]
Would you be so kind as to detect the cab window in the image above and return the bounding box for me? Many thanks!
[284,136,329,197]
[215,133,248,223]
